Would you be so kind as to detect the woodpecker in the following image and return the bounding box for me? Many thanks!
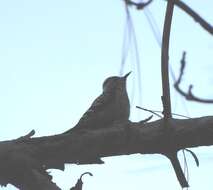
[64,72,131,164]
[65,71,131,133]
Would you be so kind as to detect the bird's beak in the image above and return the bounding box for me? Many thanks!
[123,71,131,79]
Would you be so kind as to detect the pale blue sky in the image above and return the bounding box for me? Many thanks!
[0,0,213,189]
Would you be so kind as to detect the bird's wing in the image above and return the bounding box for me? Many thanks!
[79,92,114,122]
[64,92,115,133]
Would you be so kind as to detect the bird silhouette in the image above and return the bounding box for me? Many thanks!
[64,72,131,164]
[65,72,131,133]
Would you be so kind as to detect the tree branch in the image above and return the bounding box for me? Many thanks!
[1,117,213,189]
[173,0,213,35]
[174,51,213,103]
[161,0,174,119]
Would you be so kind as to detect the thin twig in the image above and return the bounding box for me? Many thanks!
[139,115,153,124]
[173,0,213,35]
[126,0,213,35]
[136,106,163,118]
[70,172,93,190]
[136,106,190,119]
[16,130,35,142]
[174,52,213,103]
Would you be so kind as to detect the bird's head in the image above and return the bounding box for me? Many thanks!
[102,71,131,92]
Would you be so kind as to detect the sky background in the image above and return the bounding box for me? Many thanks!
[0,0,213,189]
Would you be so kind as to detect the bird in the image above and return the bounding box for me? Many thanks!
[64,72,131,164]
[64,71,131,134]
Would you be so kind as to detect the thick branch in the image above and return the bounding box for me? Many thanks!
[1,117,213,188]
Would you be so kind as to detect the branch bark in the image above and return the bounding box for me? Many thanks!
[161,0,174,119]
[1,117,213,189]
